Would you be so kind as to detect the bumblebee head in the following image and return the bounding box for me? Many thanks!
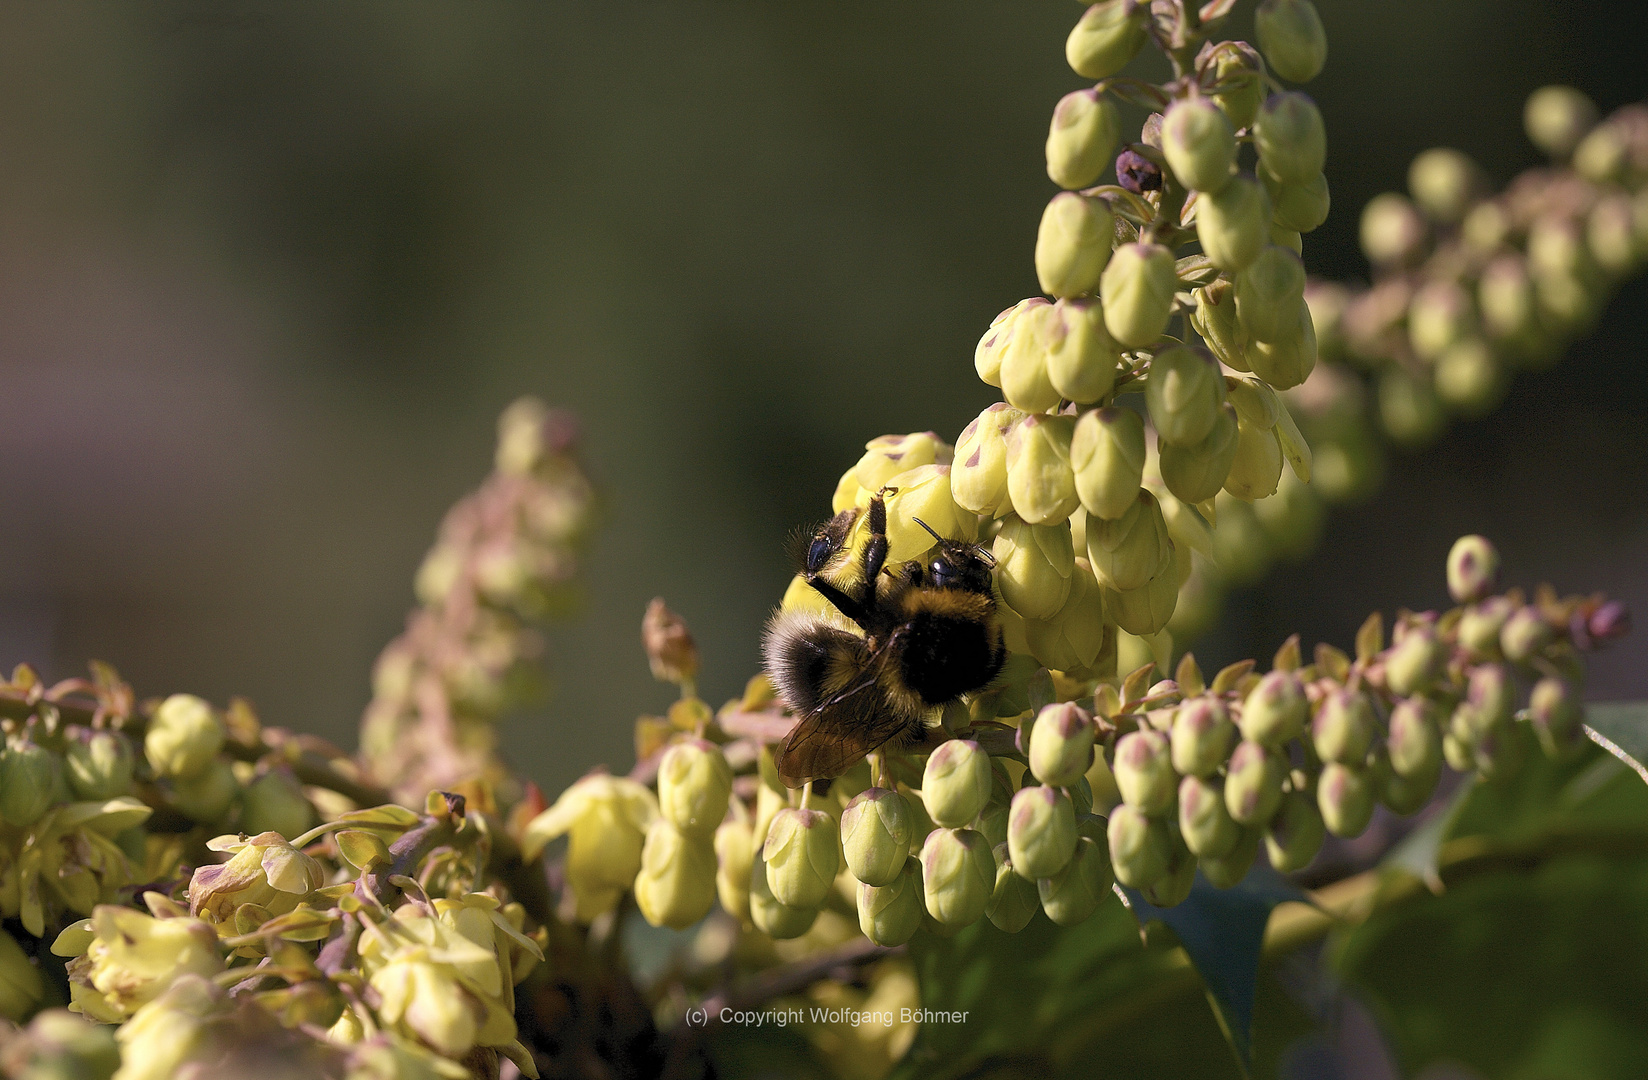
[913,517,996,594]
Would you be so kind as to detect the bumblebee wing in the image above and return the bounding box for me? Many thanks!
[774,629,912,788]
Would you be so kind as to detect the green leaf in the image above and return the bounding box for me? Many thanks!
[1584,701,1648,786]
[1119,867,1311,1074]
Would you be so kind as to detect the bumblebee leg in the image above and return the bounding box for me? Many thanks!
[804,576,868,627]
[858,489,892,599]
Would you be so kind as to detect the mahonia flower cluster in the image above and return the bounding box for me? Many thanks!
[361,399,595,804]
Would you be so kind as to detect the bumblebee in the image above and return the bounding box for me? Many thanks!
[761,488,1006,788]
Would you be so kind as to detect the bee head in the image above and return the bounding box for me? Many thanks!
[914,518,996,594]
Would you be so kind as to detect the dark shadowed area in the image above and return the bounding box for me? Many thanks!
[0,0,1644,809]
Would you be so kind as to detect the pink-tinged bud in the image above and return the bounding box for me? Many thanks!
[1113,730,1177,815]
[1317,762,1374,838]
[1446,535,1500,604]
[1171,696,1236,778]
[1106,803,1170,889]
[1007,785,1078,879]
[1028,702,1098,787]
[1178,774,1238,858]
[1224,740,1286,826]
[1240,670,1307,746]
[1264,790,1325,872]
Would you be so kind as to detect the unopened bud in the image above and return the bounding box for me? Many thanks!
[1235,245,1307,344]
[1240,670,1307,746]
[1205,41,1265,130]
[1264,790,1325,872]
[0,740,62,828]
[1317,762,1374,838]
[922,740,994,829]
[145,694,225,781]
[1046,298,1123,404]
[1408,148,1482,224]
[750,848,818,939]
[1171,695,1237,777]
[1005,415,1080,526]
[1222,413,1285,501]
[1458,596,1513,658]
[1022,559,1110,671]
[1381,757,1440,814]
[1446,535,1500,604]
[858,856,924,946]
[1029,702,1097,786]
[1247,299,1318,391]
[1588,193,1641,276]
[658,739,733,839]
[1071,406,1146,521]
[239,770,313,840]
[1384,623,1444,696]
[1500,606,1554,665]
[1147,345,1226,448]
[998,302,1062,413]
[976,298,1047,388]
[1529,677,1584,757]
[1524,85,1597,158]
[1143,831,1197,907]
[952,403,1024,517]
[1253,93,1326,185]
[1100,242,1178,348]
[1112,730,1178,815]
[1160,403,1239,504]
[1036,193,1114,299]
[1407,280,1472,361]
[1065,0,1150,80]
[992,515,1074,620]
[1007,785,1078,879]
[1587,600,1631,644]
[1224,740,1286,826]
[1466,662,1514,736]
[1163,97,1237,193]
[1040,836,1114,925]
[842,787,915,887]
[1477,256,1536,345]
[635,819,717,930]
[170,759,239,825]
[1262,168,1330,235]
[763,807,840,909]
[1196,173,1269,272]
[1107,803,1170,889]
[1190,282,1250,371]
[65,731,135,802]
[1178,774,1239,858]
[921,827,995,928]
[1434,340,1501,416]
[1473,719,1531,783]
[1573,124,1627,184]
[1087,488,1173,592]
[714,818,754,921]
[1359,193,1427,267]
[1047,89,1120,190]
[1255,0,1327,83]
[1199,825,1260,888]
[1106,561,1180,638]
[1387,698,1443,779]
[642,598,699,687]
[1312,688,1375,765]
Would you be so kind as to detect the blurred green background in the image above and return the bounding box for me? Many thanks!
[0,0,1644,807]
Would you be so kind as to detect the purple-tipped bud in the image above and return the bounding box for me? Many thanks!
[1224,740,1287,826]
[1171,696,1237,777]
[1387,697,1443,779]
[1529,677,1584,758]
[1446,535,1501,604]
[1587,601,1631,644]
[1317,762,1375,838]
[1500,606,1554,665]
[921,827,995,928]
[1007,785,1078,879]
[1198,826,1260,889]
[1311,687,1376,765]
[1178,774,1239,858]
[1116,149,1162,193]
[1467,663,1515,734]
[1239,670,1308,746]
[1106,803,1170,889]
[1113,730,1178,815]
[1142,832,1197,908]
[1384,622,1444,696]
[1038,836,1115,925]
[1458,596,1514,658]
[1028,702,1098,787]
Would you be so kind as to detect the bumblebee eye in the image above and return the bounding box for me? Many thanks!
[807,537,834,572]
[930,558,955,587]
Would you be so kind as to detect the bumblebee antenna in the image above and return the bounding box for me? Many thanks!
[911,517,944,543]
[974,545,997,567]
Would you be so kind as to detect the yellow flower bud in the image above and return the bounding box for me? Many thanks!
[986,845,1039,933]
[842,787,915,887]
[991,514,1074,620]
[1189,281,1250,371]
[1317,762,1374,838]
[713,817,754,922]
[1235,245,1306,344]
[1253,92,1326,185]
[657,739,733,839]
[169,759,239,826]
[1434,338,1503,417]
[1086,488,1172,592]
[65,731,136,802]
[1195,174,1268,273]
[1408,147,1481,224]
[976,298,1048,388]
[635,819,717,930]
[1105,560,1179,637]
[1045,298,1122,404]
[111,975,227,1080]
[1099,241,1177,348]
[1264,790,1325,872]
[1046,89,1120,191]
[1163,97,1236,193]
[1160,403,1239,504]
[1005,414,1079,525]
[1359,192,1427,266]
[1113,730,1177,815]
[1247,299,1317,390]
[238,769,314,840]
[1223,741,1286,826]
[1023,560,1112,673]
[1255,0,1327,83]
[1178,774,1239,858]
[858,856,924,946]
[1206,42,1265,129]
[1377,366,1444,447]
[1065,0,1149,80]
[1263,168,1330,233]
[763,808,839,909]
[0,740,62,829]
[62,906,223,1023]
[1146,345,1226,448]
[1106,803,1170,889]
[1028,702,1097,787]
[1035,193,1114,299]
[922,741,993,829]
[920,827,994,928]
[853,431,948,494]
[1037,836,1113,926]
[1222,415,1284,501]
[952,403,1025,517]
[1407,280,1472,360]
[1523,85,1597,159]
[749,848,818,940]
[1071,406,1145,520]
[521,774,658,922]
[998,303,1062,413]
[1240,670,1307,746]
[144,694,224,781]
[1573,123,1626,183]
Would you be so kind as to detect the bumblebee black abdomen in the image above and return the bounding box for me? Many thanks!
[900,611,1004,706]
